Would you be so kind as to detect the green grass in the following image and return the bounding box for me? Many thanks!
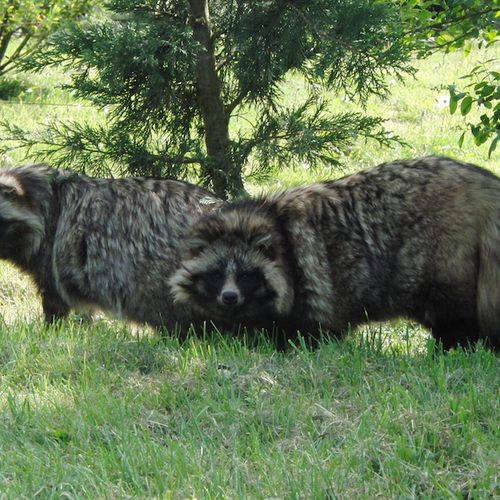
[2,46,500,499]
[1,321,500,499]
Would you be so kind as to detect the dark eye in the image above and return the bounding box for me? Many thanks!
[240,270,256,280]
[208,269,222,280]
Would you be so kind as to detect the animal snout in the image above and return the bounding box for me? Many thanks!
[221,290,239,306]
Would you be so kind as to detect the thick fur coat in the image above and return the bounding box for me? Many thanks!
[0,163,220,332]
[171,156,500,349]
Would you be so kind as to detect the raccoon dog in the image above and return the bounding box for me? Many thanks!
[170,156,500,350]
[0,163,220,332]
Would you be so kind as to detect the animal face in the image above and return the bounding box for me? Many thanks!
[0,169,46,262]
[192,257,270,308]
[170,210,295,326]
[173,245,277,325]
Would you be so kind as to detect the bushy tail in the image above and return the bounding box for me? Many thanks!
[477,220,500,349]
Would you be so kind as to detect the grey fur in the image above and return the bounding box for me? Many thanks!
[0,163,220,332]
[170,156,500,349]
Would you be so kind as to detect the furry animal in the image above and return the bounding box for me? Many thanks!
[170,156,500,350]
[0,163,220,332]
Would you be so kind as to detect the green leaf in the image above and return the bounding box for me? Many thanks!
[460,96,473,116]
[479,85,496,98]
[480,114,490,126]
[474,82,488,91]
[449,97,457,114]
[488,134,500,157]
[458,131,466,148]
[473,129,488,146]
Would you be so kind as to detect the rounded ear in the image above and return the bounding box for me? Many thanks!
[0,186,19,198]
[252,233,272,252]
[187,236,207,256]
[0,176,23,198]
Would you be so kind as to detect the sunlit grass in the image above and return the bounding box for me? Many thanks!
[1,318,500,499]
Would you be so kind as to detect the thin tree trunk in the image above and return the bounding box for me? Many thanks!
[188,0,243,198]
[0,32,13,73]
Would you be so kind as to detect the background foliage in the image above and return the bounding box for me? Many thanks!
[0,0,96,96]
[2,0,500,195]
[394,0,500,155]
[2,0,416,196]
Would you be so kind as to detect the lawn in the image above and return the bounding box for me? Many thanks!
[1,43,500,499]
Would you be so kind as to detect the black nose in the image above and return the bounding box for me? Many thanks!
[222,291,239,305]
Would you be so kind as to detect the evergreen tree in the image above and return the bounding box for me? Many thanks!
[1,0,414,197]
